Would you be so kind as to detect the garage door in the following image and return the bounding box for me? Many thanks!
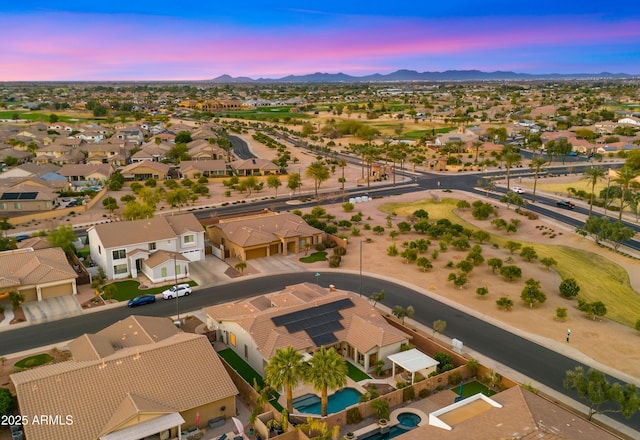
[41,283,73,299]
[245,247,267,260]
[270,243,280,255]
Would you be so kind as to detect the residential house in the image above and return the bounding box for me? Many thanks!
[120,161,171,181]
[617,116,640,126]
[204,283,411,376]
[87,213,205,281]
[0,247,77,302]
[0,183,59,212]
[11,316,238,440]
[398,386,618,439]
[180,160,230,179]
[130,143,171,163]
[83,143,128,166]
[207,211,325,261]
[34,142,84,165]
[434,127,479,146]
[187,139,225,160]
[58,163,112,189]
[114,129,144,145]
[230,158,280,176]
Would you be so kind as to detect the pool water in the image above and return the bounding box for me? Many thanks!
[397,412,421,428]
[358,425,411,440]
[293,388,362,414]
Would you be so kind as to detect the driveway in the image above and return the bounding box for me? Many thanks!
[245,255,306,274]
[188,255,235,287]
[22,295,83,323]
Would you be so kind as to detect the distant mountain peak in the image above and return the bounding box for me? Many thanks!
[207,69,633,83]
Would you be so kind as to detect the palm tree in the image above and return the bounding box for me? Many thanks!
[337,158,347,198]
[582,166,606,216]
[305,161,330,198]
[265,346,305,414]
[305,347,347,417]
[502,149,521,190]
[529,157,548,203]
[614,167,640,221]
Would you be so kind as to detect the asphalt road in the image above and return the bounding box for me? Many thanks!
[2,272,639,431]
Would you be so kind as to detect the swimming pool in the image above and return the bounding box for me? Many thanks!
[293,388,362,414]
[396,412,421,428]
[358,425,411,440]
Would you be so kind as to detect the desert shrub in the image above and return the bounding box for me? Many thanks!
[333,247,347,256]
[315,243,326,251]
[328,255,342,268]
[346,407,362,424]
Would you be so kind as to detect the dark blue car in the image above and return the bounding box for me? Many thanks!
[127,294,156,307]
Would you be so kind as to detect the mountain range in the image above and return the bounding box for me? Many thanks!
[208,69,634,83]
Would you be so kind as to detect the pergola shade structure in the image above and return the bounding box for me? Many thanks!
[388,348,439,384]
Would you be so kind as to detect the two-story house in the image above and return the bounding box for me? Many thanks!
[87,213,205,281]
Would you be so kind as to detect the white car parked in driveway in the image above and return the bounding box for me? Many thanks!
[161,283,192,299]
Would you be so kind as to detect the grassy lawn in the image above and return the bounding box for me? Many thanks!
[378,197,640,327]
[14,353,53,369]
[455,380,496,398]
[522,177,608,196]
[299,251,328,263]
[346,361,371,382]
[218,348,264,388]
[106,280,197,302]
[403,130,431,139]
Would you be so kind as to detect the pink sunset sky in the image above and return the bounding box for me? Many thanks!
[1,2,639,81]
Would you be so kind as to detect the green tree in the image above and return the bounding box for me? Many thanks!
[265,346,305,414]
[305,347,348,417]
[471,229,490,244]
[529,156,548,202]
[166,188,190,210]
[433,319,447,336]
[502,149,521,190]
[0,387,14,417]
[370,399,390,420]
[167,143,192,164]
[519,246,538,262]
[540,257,557,271]
[47,224,76,256]
[102,196,118,220]
[504,241,522,254]
[496,296,514,311]
[613,167,640,221]
[287,173,302,197]
[49,113,59,123]
[370,289,385,306]
[108,171,125,191]
[582,166,606,216]
[123,201,154,220]
[500,265,522,281]
[487,257,503,274]
[174,131,193,144]
[556,307,568,321]
[9,291,25,310]
[267,174,282,197]
[563,366,640,420]
[520,278,546,308]
[559,278,580,299]
[306,161,330,198]
[392,305,415,324]
[416,257,432,271]
[578,298,607,320]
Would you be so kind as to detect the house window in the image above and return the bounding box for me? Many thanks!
[161,267,167,277]
[113,264,128,275]
[176,264,181,275]
[0,203,6,210]
[14,202,21,209]
[183,235,195,244]
[112,249,126,260]
[230,333,236,346]
[98,245,101,255]
[148,242,156,251]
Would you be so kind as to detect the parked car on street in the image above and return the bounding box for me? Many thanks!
[556,200,576,209]
[161,283,192,299]
[128,294,156,307]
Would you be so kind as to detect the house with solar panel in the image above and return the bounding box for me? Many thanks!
[203,282,411,377]
[0,183,59,212]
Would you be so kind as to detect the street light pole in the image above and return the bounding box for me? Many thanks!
[174,242,180,326]
[359,240,363,297]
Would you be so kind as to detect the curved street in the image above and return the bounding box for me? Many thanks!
[1,271,639,432]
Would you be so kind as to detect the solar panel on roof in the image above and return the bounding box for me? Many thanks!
[0,192,38,200]
[271,298,354,347]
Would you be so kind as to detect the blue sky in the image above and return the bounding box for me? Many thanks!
[1,1,638,80]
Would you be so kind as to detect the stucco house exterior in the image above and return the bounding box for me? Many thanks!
[11,316,238,440]
[120,161,171,181]
[204,283,411,376]
[207,211,325,261]
[87,214,205,281]
[0,247,78,302]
